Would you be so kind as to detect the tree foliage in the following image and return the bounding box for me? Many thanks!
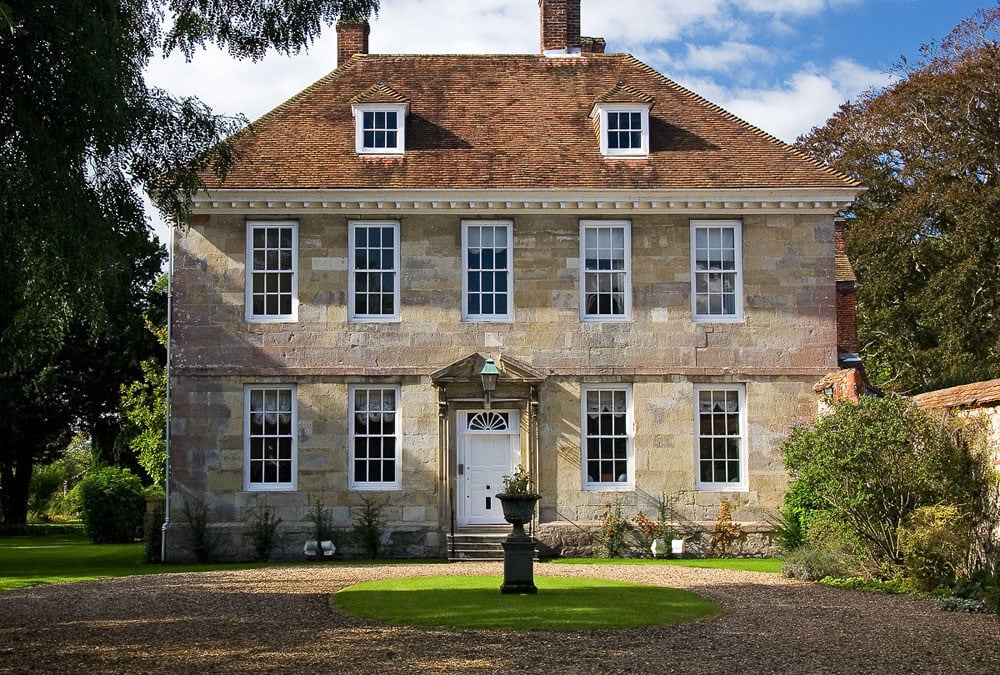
[120,276,168,487]
[0,0,379,525]
[796,6,1000,393]
[781,396,989,570]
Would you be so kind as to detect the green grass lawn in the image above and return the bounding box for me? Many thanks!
[334,575,719,630]
[0,533,272,591]
[1,533,779,592]
[0,533,449,591]
[549,557,782,573]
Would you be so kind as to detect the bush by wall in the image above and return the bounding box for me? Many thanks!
[781,395,989,570]
[76,467,145,544]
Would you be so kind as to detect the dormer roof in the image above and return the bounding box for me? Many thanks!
[593,81,655,109]
[351,82,410,106]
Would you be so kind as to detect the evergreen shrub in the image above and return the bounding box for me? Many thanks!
[76,467,145,543]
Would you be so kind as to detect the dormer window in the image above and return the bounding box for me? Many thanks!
[351,83,410,156]
[591,83,654,158]
[593,104,650,157]
[362,110,399,151]
[353,104,407,154]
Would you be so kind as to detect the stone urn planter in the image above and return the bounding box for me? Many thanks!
[497,493,540,539]
[496,492,541,594]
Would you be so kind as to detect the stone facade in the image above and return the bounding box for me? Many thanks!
[165,209,837,561]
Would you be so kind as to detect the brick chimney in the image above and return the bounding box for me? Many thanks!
[337,19,370,66]
[834,218,859,355]
[539,0,581,55]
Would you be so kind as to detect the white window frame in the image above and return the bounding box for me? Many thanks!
[591,104,650,157]
[694,384,748,492]
[690,219,744,323]
[462,220,514,322]
[581,384,634,491]
[580,220,632,322]
[349,384,402,491]
[245,220,298,323]
[243,385,298,492]
[352,103,407,155]
[348,220,401,322]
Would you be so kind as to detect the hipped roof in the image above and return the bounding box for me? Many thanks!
[204,53,858,192]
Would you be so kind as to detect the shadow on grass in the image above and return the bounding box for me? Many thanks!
[333,575,719,630]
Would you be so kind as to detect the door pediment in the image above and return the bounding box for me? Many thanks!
[431,352,546,386]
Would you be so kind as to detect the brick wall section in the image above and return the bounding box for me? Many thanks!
[834,219,859,354]
[336,20,369,66]
[539,0,581,52]
[836,284,858,353]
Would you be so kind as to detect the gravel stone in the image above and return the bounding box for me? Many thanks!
[1,562,998,673]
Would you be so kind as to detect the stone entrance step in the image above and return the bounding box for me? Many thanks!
[447,526,539,562]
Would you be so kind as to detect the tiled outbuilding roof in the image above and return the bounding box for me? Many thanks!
[205,53,859,191]
[835,253,856,283]
[912,378,1000,410]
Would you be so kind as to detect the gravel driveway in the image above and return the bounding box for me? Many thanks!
[1,562,998,674]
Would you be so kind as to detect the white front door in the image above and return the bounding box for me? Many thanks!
[457,411,520,526]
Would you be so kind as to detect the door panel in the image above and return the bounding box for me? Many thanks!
[465,435,512,524]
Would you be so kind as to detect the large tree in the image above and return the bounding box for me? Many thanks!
[796,7,1000,394]
[0,0,379,525]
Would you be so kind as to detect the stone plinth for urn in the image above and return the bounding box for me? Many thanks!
[496,493,541,594]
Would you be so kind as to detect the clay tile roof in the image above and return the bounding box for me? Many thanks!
[912,378,1000,410]
[813,369,864,403]
[350,81,409,105]
[204,54,861,191]
[835,252,856,283]
[594,81,655,107]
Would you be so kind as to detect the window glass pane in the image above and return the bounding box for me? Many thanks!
[697,388,742,486]
[351,387,399,485]
[582,225,629,317]
[465,224,511,317]
[352,225,398,317]
[584,389,630,485]
[249,225,295,319]
[247,387,295,487]
[693,224,739,318]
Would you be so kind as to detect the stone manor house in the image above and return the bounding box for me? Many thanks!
[164,0,862,560]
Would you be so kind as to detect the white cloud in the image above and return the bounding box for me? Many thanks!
[584,0,732,44]
[683,41,776,72]
[709,58,895,143]
[739,0,862,16]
